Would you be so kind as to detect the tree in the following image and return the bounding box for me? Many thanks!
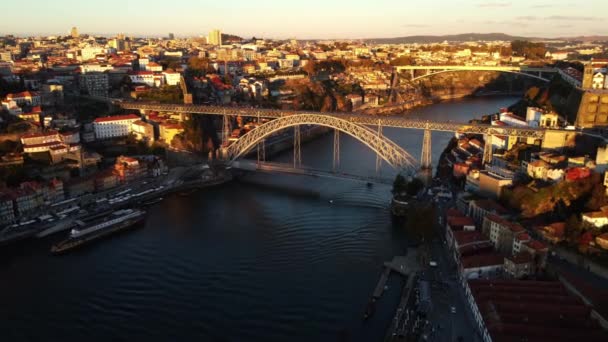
[406,178,424,197]
[392,174,407,195]
[390,56,415,66]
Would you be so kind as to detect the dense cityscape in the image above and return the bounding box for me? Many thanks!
[2,1,608,341]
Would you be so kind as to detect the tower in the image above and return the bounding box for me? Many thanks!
[208,29,222,46]
[70,27,79,39]
[582,62,594,89]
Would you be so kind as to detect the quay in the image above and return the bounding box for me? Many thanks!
[364,251,420,320]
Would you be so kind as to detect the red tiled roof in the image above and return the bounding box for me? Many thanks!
[448,216,475,228]
[525,239,548,251]
[461,252,504,269]
[21,130,58,139]
[505,252,533,264]
[469,278,608,342]
[94,114,139,123]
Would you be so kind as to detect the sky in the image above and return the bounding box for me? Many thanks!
[0,0,606,39]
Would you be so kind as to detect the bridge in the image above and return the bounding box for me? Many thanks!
[232,160,394,185]
[394,65,557,82]
[118,102,547,138]
[115,100,555,179]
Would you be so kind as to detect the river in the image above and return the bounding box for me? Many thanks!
[0,96,518,342]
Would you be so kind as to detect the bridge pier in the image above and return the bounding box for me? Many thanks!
[483,134,493,165]
[257,139,265,165]
[420,127,432,170]
[333,129,340,172]
[376,123,383,174]
[293,125,301,168]
[221,115,231,147]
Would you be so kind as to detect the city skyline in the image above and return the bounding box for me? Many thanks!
[0,0,606,39]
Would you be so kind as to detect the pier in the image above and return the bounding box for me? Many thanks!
[364,251,421,320]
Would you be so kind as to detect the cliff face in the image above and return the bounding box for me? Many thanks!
[415,71,544,99]
[509,74,583,124]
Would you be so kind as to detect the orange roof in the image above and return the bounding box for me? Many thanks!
[94,114,139,123]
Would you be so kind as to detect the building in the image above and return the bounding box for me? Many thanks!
[0,193,16,225]
[520,240,549,271]
[130,120,155,142]
[70,26,79,38]
[582,208,608,228]
[159,122,184,143]
[461,253,504,280]
[79,72,109,97]
[93,114,140,139]
[5,91,41,107]
[208,29,222,46]
[94,170,119,191]
[483,214,525,255]
[465,279,608,342]
[114,156,146,182]
[504,252,535,279]
[163,70,181,86]
[468,199,509,227]
[538,222,566,244]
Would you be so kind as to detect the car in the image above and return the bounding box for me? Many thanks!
[450,306,456,314]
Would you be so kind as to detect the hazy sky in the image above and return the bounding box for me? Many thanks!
[1,0,606,39]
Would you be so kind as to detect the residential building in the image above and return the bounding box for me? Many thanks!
[79,72,109,97]
[5,91,41,107]
[483,214,525,255]
[159,122,184,143]
[208,29,222,46]
[537,222,566,244]
[93,114,140,139]
[114,156,146,182]
[131,120,155,142]
[520,240,549,270]
[504,252,535,279]
[468,199,509,227]
[0,193,16,225]
[163,70,181,86]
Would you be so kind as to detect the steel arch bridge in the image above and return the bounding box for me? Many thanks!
[394,65,556,83]
[409,69,551,83]
[225,114,419,172]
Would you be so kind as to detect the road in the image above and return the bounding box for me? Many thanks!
[419,184,481,342]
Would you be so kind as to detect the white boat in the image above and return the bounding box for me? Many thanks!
[69,209,145,239]
[35,217,77,238]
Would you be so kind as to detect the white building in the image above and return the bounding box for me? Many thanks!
[129,71,163,87]
[81,64,114,74]
[163,71,181,86]
[81,46,106,61]
[93,114,140,139]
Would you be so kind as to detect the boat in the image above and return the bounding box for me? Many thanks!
[35,217,76,238]
[329,200,334,204]
[51,209,146,254]
[363,300,376,320]
[142,197,163,206]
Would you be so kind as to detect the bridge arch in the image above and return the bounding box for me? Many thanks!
[408,69,551,83]
[225,114,419,172]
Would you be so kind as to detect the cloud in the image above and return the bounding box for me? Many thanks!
[545,15,601,21]
[402,24,429,28]
[478,2,511,7]
[516,15,600,21]
[516,16,538,21]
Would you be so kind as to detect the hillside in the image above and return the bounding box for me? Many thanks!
[365,33,533,44]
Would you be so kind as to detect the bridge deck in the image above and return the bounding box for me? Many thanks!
[232,160,394,184]
[118,102,550,138]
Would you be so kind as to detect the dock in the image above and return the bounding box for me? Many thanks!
[364,250,421,320]
[373,267,392,299]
